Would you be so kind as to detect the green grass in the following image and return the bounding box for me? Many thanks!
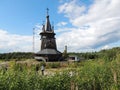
[0,54,120,90]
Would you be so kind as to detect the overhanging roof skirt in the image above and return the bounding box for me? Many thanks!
[36,49,61,55]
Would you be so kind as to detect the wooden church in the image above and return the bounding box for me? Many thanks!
[35,9,62,61]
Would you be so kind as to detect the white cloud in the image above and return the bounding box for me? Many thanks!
[56,21,67,27]
[58,0,86,20]
[57,0,120,52]
[101,45,110,50]
[0,29,40,53]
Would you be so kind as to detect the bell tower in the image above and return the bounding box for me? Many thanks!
[36,9,62,61]
[40,9,57,50]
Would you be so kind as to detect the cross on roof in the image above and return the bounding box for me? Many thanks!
[46,8,49,15]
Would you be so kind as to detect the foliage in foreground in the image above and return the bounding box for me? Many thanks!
[0,54,120,90]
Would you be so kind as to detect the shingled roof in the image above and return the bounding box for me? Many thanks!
[36,49,61,55]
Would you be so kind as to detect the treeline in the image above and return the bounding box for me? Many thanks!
[0,52,33,60]
[68,47,120,60]
[0,47,120,61]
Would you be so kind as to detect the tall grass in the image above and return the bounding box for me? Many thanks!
[0,54,120,90]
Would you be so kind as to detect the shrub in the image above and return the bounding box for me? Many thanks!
[0,54,120,90]
[46,62,61,68]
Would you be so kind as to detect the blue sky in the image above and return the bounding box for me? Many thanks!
[0,0,60,35]
[0,0,120,53]
[0,0,93,35]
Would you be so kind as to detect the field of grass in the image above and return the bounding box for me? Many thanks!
[0,53,120,90]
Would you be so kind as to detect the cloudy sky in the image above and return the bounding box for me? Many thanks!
[0,0,120,53]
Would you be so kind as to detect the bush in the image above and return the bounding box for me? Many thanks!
[46,62,61,68]
[0,54,120,90]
